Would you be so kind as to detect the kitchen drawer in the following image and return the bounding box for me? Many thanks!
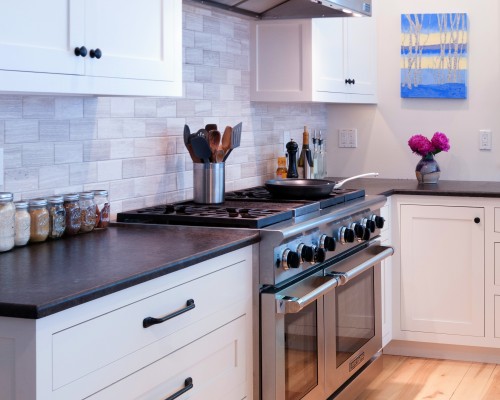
[88,315,248,400]
[52,258,250,396]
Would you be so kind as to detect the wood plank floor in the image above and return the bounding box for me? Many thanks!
[356,355,500,400]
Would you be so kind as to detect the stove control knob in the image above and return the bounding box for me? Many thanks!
[349,222,365,241]
[362,217,376,233]
[319,235,336,252]
[315,247,326,263]
[339,227,355,244]
[282,249,301,270]
[297,244,315,263]
[370,215,385,229]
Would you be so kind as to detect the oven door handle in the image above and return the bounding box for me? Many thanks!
[328,245,394,285]
[276,275,339,314]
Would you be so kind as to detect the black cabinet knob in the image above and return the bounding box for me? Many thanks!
[90,48,102,59]
[474,217,481,224]
[345,78,356,85]
[74,46,87,57]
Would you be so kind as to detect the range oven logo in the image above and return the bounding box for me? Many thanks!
[349,352,365,372]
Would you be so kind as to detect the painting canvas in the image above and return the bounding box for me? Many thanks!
[401,13,468,99]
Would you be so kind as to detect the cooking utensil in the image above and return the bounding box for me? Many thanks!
[183,125,200,163]
[205,123,217,132]
[265,172,379,199]
[207,130,221,162]
[222,122,242,162]
[190,136,212,164]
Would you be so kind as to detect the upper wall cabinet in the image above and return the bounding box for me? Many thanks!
[0,0,182,97]
[250,17,377,103]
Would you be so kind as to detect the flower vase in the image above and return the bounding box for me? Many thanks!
[415,154,440,184]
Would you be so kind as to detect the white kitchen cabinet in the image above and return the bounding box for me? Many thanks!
[0,245,254,400]
[0,0,182,96]
[400,204,484,337]
[250,16,376,103]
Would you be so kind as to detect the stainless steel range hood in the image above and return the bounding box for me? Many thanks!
[190,0,372,19]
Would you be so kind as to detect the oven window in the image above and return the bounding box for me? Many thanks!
[335,268,375,368]
[284,302,318,400]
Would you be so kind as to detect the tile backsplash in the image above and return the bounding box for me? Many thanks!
[0,2,327,217]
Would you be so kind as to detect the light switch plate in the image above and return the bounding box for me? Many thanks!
[479,129,492,150]
[339,129,358,148]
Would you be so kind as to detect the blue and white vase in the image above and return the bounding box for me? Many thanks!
[415,154,440,184]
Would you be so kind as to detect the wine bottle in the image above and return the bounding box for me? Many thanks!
[298,126,313,179]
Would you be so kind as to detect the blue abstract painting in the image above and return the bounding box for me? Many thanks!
[401,13,468,99]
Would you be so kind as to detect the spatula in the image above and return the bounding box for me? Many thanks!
[190,136,212,164]
[183,124,200,163]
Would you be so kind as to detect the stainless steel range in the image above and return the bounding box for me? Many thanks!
[116,185,394,400]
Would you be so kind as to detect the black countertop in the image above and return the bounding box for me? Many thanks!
[335,178,500,198]
[0,224,259,319]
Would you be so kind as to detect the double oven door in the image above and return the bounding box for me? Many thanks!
[260,242,393,400]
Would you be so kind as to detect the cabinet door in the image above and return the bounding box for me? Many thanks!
[0,0,84,75]
[83,0,180,82]
[345,17,376,95]
[400,205,484,337]
[313,18,376,97]
[312,18,345,94]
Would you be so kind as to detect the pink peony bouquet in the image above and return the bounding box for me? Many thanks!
[408,132,450,157]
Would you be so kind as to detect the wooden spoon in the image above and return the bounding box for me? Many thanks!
[221,126,232,153]
[207,130,221,162]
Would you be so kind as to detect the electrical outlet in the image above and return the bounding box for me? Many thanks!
[339,129,358,148]
[479,129,492,150]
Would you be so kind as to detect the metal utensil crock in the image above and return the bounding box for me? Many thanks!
[193,162,225,204]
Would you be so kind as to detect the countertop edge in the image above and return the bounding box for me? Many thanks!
[1,231,259,320]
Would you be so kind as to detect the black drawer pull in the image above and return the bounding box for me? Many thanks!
[143,299,195,328]
[164,377,193,400]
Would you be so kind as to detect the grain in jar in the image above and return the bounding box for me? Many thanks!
[79,191,96,233]
[63,193,81,236]
[14,201,30,247]
[48,196,66,239]
[29,198,49,243]
[0,192,15,252]
[93,189,110,229]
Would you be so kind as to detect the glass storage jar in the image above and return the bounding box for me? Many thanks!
[93,189,110,229]
[79,191,96,233]
[29,198,49,243]
[63,193,81,236]
[0,192,15,252]
[14,201,30,247]
[48,196,66,239]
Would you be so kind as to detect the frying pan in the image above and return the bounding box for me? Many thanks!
[265,173,379,199]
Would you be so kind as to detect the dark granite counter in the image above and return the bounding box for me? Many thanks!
[0,224,259,319]
[334,178,500,198]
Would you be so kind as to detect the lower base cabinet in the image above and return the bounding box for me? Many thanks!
[0,245,254,400]
[89,316,248,400]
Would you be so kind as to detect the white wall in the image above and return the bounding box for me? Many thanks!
[327,0,500,181]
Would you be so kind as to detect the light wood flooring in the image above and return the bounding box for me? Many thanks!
[356,355,500,400]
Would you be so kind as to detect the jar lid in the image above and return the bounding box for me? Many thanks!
[29,198,48,207]
[93,189,108,196]
[47,195,64,204]
[14,201,28,209]
[79,191,94,200]
[0,192,13,202]
[63,193,79,201]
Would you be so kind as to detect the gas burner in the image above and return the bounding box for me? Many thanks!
[116,187,366,228]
